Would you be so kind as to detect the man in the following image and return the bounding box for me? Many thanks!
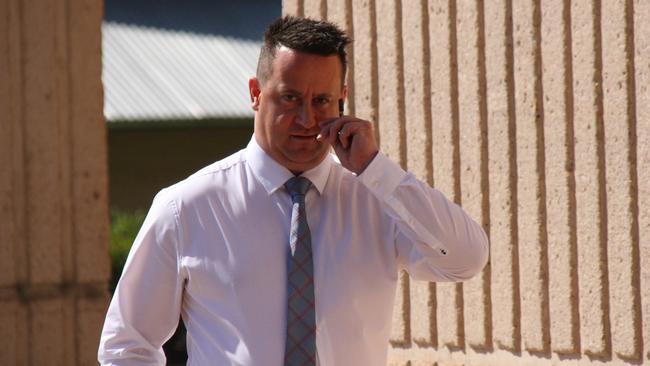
[98,16,488,366]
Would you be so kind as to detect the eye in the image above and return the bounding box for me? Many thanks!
[313,96,331,106]
[281,94,299,103]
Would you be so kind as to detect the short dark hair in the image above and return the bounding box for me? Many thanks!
[256,16,350,86]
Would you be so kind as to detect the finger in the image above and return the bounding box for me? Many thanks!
[325,121,341,146]
[327,118,354,146]
[337,122,361,149]
[316,118,336,141]
[317,117,344,142]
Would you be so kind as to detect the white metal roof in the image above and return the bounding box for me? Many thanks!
[102,21,261,122]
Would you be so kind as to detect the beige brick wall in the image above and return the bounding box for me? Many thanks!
[284,0,649,364]
[0,0,109,364]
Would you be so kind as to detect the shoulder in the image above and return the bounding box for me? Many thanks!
[156,149,248,205]
[186,149,246,181]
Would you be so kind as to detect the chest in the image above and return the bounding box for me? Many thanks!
[177,189,396,302]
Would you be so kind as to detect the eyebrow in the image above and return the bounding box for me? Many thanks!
[278,87,333,99]
[313,93,333,99]
[278,87,302,95]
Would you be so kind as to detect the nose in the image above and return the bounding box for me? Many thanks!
[296,101,317,129]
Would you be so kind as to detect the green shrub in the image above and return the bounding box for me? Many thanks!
[109,209,146,293]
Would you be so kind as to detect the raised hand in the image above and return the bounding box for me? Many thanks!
[317,116,379,175]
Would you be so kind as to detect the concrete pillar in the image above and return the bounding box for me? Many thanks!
[540,0,579,355]
[284,0,649,365]
[0,0,109,364]
[484,0,519,353]
[427,0,464,352]
[636,0,650,362]
[571,0,609,357]
[402,0,436,348]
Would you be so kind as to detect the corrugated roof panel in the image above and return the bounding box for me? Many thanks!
[102,21,260,122]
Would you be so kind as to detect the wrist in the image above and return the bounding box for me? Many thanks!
[353,150,379,175]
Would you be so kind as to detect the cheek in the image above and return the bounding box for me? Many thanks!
[262,114,293,143]
[259,103,282,127]
[272,111,296,129]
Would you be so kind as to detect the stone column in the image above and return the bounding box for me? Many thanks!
[0,0,109,364]
[283,0,650,364]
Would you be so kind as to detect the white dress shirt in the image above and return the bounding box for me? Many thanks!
[98,137,489,366]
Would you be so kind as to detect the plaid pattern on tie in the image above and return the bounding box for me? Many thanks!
[283,177,316,366]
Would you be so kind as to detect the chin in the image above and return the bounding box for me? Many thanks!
[283,151,328,172]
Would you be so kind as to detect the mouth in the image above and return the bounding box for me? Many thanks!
[290,134,319,141]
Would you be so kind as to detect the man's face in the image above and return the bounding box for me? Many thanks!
[249,47,346,174]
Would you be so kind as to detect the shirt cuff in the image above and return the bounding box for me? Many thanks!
[357,152,407,199]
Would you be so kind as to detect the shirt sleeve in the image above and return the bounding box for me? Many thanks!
[357,152,489,282]
[98,190,185,365]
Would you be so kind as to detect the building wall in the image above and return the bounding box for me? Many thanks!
[0,0,109,365]
[283,0,649,365]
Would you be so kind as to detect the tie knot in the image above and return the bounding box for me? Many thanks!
[285,176,312,201]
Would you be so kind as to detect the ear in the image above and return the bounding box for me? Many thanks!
[341,85,348,101]
[249,77,261,111]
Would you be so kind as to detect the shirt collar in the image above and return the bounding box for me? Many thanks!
[244,137,331,196]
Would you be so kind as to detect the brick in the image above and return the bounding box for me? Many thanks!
[601,0,642,360]
[402,0,433,185]
[375,0,405,167]
[282,0,303,17]
[326,0,348,31]
[388,361,410,366]
[286,0,649,363]
[0,301,20,366]
[3,0,28,287]
[427,0,462,350]
[484,0,519,352]
[512,0,549,353]
[14,302,29,365]
[54,0,74,284]
[0,0,16,287]
[410,280,436,347]
[634,0,650,361]
[571,0,609,355]
[436,283,463,349]
[61,294,77,365]
[30,299,66,366]
[77,294,110,366]
[390,270,410,345]
[326,0,354,115]
[455,0,490,349]
[427,0,455,201]
[68,0,111,283]
[22,0,64,286]
[540,0,579,355]
[303,0,325,19]
[351,0,378,135]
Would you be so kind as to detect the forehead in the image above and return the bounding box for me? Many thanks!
[268,47,342,90]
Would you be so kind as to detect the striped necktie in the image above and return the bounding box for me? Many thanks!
[283,176,316,366]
